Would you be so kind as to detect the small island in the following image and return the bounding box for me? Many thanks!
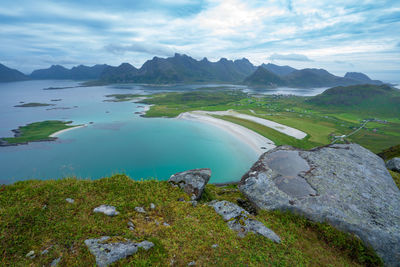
[104,94,145,102]
[14,102,55,107]
[0,120,80,146]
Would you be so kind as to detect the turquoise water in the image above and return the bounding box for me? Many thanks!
[0,81,258,184]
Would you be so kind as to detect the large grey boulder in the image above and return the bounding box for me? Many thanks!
[84,236,154,267]
[239,144,400,266]
[168,168,211,200]
[208,200,280,243]
[387,157,400,172]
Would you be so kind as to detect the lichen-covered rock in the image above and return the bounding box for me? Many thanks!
[169,168,211,200]
[387,157,400,172]
[84,236,154,267]
[239,144,400,266]
[208,200,280,243]
[93,205,119,216]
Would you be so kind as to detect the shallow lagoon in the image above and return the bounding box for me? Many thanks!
[0,81,259,184]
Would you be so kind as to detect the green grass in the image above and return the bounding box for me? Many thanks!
[377,144,400,160]
[14,102,54,107]
[1,120,77,145]
[389,170,400,189]
[0,175,382,266]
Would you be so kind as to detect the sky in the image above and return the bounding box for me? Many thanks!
[1,0,399,81]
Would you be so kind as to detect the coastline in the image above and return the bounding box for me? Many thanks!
[178,111,275,156]
[49,124,87,137]
[195,110,307,139]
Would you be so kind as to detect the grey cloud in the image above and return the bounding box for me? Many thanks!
[104,42,175,56]
[268,53,313,62]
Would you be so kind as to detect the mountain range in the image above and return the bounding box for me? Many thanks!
[0,54,385,88]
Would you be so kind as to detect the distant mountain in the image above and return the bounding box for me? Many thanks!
[99,53,257,84]
[30,64,110,80]
[244,65,385,88]
[0,63,29,82]
[261,63,297,76]
[307,84,400,115]
[244,66,286,87]
[344,72,382,85]
[100,63,139,83]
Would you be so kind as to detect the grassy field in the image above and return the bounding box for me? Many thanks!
[140,91,400,153]
[1,120,77,145]
[0,175,382,266]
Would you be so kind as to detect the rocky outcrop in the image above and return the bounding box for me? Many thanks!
[208,200,280,243]
[239,144,400,266]
[387,157,400,172]
[84,236,154,267]
[168,168,211,200]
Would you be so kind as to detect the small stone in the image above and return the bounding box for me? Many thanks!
[50,257,61,266]
[66,198,74,204]
[386,157,400,172]
[188,261,196,266]
[135,207,146,213]
[211,244,218,248]
[127,221,135,230]
[42,205,47,210]
[163,222,170,227]
[93,205,119,216]
[26,250,35,259]
[150,203,156,209]
[190,201,198,207]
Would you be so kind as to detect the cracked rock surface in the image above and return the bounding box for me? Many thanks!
[209,200,280,243]
[239,144,400,266]
[168,168,211,200]
[84,236,154,267]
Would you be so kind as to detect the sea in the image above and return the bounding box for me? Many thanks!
[0,80,364,184]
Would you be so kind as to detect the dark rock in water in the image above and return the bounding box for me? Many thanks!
[209,200,280,243]
[169,168,211,200]
[84,236,154,267]
[239,144,400,266]
[386,157,400,172]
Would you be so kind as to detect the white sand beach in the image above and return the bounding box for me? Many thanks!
[178,111,276,156]
[50,124,87,137]
[195,110,307,139]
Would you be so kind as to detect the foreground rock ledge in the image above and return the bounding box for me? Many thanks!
[84,236,154,267]
[209,200,280,243]
[239,144,400,266]
[168,168,211,200]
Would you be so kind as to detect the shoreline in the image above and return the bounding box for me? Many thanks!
[49,124,87,137]
[178,111,275,156]
[195,110,307,139]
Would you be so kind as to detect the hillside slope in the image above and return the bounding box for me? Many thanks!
[0,63,29,82]
[0,175,381,266]
[307,84,400,116]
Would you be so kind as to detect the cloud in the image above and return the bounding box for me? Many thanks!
[104,42,175,56]
[0,0,399,80]
[268,53,313,62]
